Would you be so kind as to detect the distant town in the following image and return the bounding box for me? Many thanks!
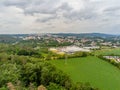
[21,33,120,48]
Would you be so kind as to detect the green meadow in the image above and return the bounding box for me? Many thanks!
[93,48,120,56]
[51,56,120,90]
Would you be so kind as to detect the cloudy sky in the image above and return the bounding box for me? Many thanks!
[0,0,120,34]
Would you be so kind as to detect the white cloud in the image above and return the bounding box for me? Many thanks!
[0,0,120,34]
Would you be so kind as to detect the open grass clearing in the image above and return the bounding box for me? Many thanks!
[51,56,120,90]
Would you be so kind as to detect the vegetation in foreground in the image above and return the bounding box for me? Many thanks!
[0,53,97,90]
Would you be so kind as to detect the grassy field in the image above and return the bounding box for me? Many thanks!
[93,48,120,56]
[51,56,120,90]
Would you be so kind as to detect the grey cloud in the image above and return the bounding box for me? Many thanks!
[1,0,97,21]
[63,10,97,21]
[63,5,97,21]
[24,7,58,15]
[23,1,74,15]
[58,2,73,11]
[60,0,98,21]
[3,0,28,8]
[36,15,57,23]
[2,0,60,15]
[35,2,74,22]
[103,6,120,17]
[104,6,120,14]
[104,7,120,12]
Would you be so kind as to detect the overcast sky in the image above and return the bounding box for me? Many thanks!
[0,0,120,34]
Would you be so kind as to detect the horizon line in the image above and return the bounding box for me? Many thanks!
[0,32,119,35]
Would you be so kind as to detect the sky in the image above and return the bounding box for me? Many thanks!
[0,0,120,34]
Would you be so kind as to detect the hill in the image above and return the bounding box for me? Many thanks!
[53,33,117,38]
